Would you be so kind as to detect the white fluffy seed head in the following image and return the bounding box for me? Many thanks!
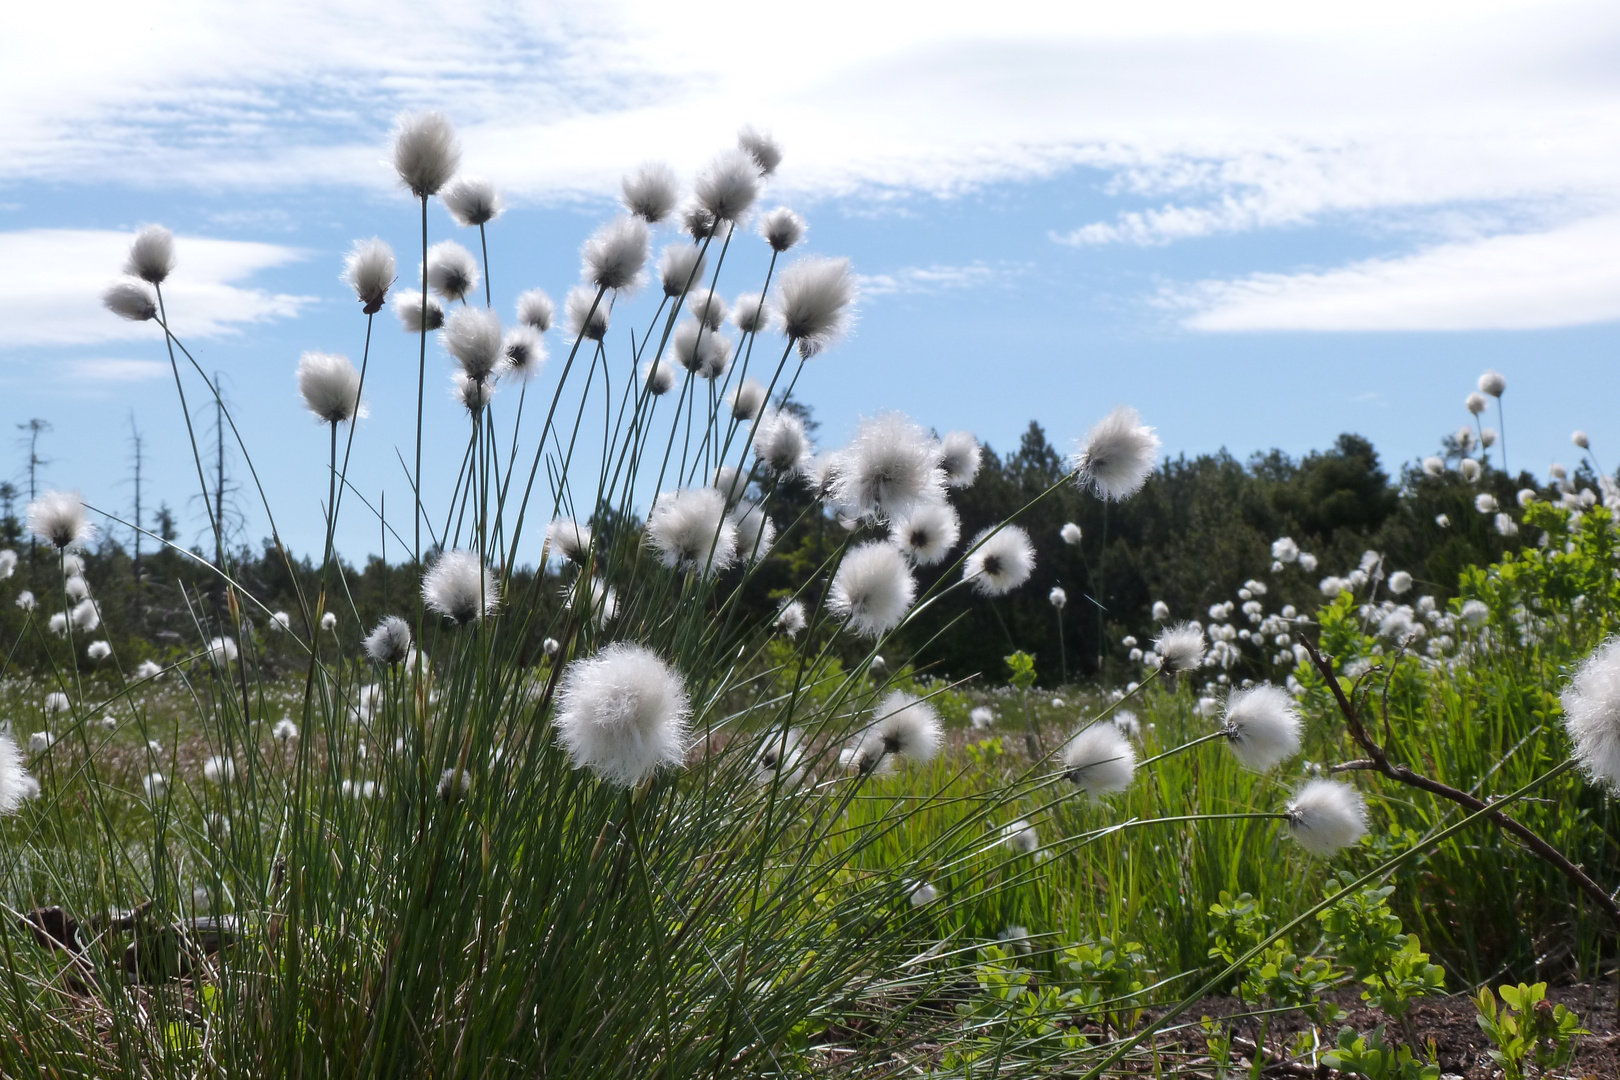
[394,289,444,332]
[206,636,238,665]
[1221,684,1302,770]
[1478,369,1506,397]
[103,279,158,321]
[834,413,945,521]
[297,351,363,424]
[848,690,942,772]
[730,500,776,562]
[622,162,679,223]
[451,371,494,415]
[970,705,994,729]
[561,576,619,627]
[422,550,500,624]
[695,148,760,221]
[1061,522,1083,546]
[1001,818,1039,855]
[775,599,807,637]
[516,288,554,333]
[502,326,546,380]
[641,358,677,396]
[667,320,731,380]
[759,207,805,252]
[909,881,939,906]
[738,126,784,176]
[426,240,479,302]
[687,288,728,331]
[753,408,811,477]
[392,110,461,197]
[645,488,737,577]
[566,286,608,341]
[659,244,707,298]
[890,502,960,567]
[1063,724,1136,797]
[1073,406,1161,501]
[1050,586,1067,609]
[1272,536,1299,563]
[363,616,413,664]
[1154,622,1206,673]
[203,755,236,784]
[775,255,857,358]
[444,306,503,382]
[438,768,471,802]
[87,640,111,662]
[1574,430,1591,450]
[554,643,690,788]
[1423,456,1445,476]
[442,175,502,227]
[733,293,768,333]
[828,542,915,638]
[1465,391,1487,415]
[273,718,299,742]
[730,378,768,421]
[344,237,396,313]
[938,431,982,488]
[546,517,593,563]
[1475,492,1498,514]
[964,526,1036,597]
[1497,511,1518,537]
[125,225,175,284]
[27,492,93,551]
[0,550,15,580]
[681,202,720,240]
[1389,570,1413,594]
[1285,779,1368,856]
[1459,458,1482,482]
[1562,637,1620,788]
[583,215,650,292]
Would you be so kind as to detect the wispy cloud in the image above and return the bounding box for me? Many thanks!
[1167,212,1620,332]
[857,262,1016,298]
[0,230,313,347]
[65,358,171,382]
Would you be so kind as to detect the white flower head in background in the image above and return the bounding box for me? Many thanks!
[206,637,238,666]
[0,734,34,814]
[103,279,159,322]
[1221,685,1302,770]
[1465,391,1487,416]
[44,692,69,715]
[516,288,554,333]
[1271,537,1299,564]
[775,599,807,637]
[320,611,338,632]
[1475,493,1498,514]
[909,881,939,907]
[737,126,784,176]
[125,225,175,285]
[970,705,995,730]
[1153,623,1206,673]
[442,175,502,227]
[134,659,162,680]
[393,289,444,333]
[1573,430,1591,450]
[1152,600,1170,622]
[1562,636,1620,789]
[566,286,609,341]
[444,307,503,383]
[438,768,472,802]
[297,351,364,424]
[142,771,167,799]
[64,576,89,602]
[1496,512,1518,537]
[759,207,805,252]
[694,148,760,222]
[48,612,67,636]
[733,293,768,333]
[622,162,679,224]
[273,718,299,742]
[887,502,959,568]
[423,550,500,625]
[1061,522,1083,546]
[203,755,236,784]
[502,326,546,381]
[641,358,677,396]
[646,488,737,577]
[730,378,767,421]
[848,691,943,773]
[775,255,857,358]
[1073,406,1161,502]
[27,492,94,552]
[1478,369,1506,397]
[1063,723,1136,797]
[828,542,915,638]
[426,240,479,303]
[1459,458,1482,482]
[1285,779,1367,856]
[553,643,691,788]
[451,371,494,415]
[71,599,100,632]
[543,637,561,657]
[730,500,776,562]
[1422,457,1445,476]
[659,244,706,298]
[86,640,111,662]
[546,518,593,564]
[1001,818,1039,855]
[938,431,982,488]
[835,413,945,522]
[29,732,54,754]
[1049,586,1068,609]
[392,110,460,198]
[753,409,811,478]
[667,320,730,379]
[0,549,18,580]
[1480,428,1497,448]
[364,616,413,665]
[1388,570,1413,594]
[687,288,728,331]
[755,727,805,786]
[344,237,396,313]
[582,215,650,293]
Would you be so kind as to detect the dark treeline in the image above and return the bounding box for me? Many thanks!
[0,421,1589,686]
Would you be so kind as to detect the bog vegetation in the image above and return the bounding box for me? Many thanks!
[1,114,1619,1079]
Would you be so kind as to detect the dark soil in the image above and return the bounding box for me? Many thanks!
[1156,983,1619,1078]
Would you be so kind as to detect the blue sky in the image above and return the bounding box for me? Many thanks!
[3,0,1619,562]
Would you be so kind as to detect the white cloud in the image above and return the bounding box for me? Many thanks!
[64,358,171,382]
[857,263,1013,298]
[1172,212,1620,332]
[0,230,312,347]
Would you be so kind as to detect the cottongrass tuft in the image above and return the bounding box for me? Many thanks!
[322,612,339,633]
[273,718,299,742]
[0,550,14,580]
[502,326,546,380]
[1073,406,1161,501]
[344,238,396,313]
[207,637,238,665]
[1221,684,1302,770]
[776,256,857,358]
[1388,570,1413,594]
[542,637,561,657]
[730,378,767,420]
[422,550,500,624]
[730,500,776,562]
[828,542,915,638]
[687,288,728,331]
[1562,636,1620,787]
[939,431,982,488]
[1049,586,1067,609]
[203,755,236,784]
[1001,819,1039,855]
[622,162,679,223]
[65,576,89,602]
[1574,430,1591,450]
[44,692,69,715]
[516,288,554,333]
[442,176,502,227]
[970,706,995,730]
[363,616,413,665]
[582,216,650,292]
[889,502,960,567]
[297,351,363,424]
[125,225,175,285]
[444,307,504,382]
[834,413,944,521]
[392,110,461,197]
[1423,456,1445,476]
[759,207,805,252]
[646,488,737,577]
[848,691,943,773]
[103,279,159,321]
[553,642,691,788]
[753,409,811,477]
[438,769,472,802]
[1285,779,1368,856]
[1061,522,1083,546]
[1479,369,1506,396]
[659,244,707,298]
[427,241,480,303]
[1496,512,1518,537]
[546,518,593,564]
[641,358,677,396]
[1153,622,1205,673]
[29,732,54,754]
[668,321,731,379]
[451,372,494,415]
[27,492,94,551]
[1475,492,1498,514]
[1272,536,1299,563]
[134,659,162,680]
[86,640,111,662]
[909,881,939,906]
[1465,391,1487,415]
[0,735,34,814]
[733,293,768,333]
[694,148,760,222]
[963,525,1035,597]
[755,727,805,786]
[566,286,609,341]
[775,599,807,637]
[738,126,784,176]
[142,772,166,800]
[393,289,444,333]
[1063,724,1136,797]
